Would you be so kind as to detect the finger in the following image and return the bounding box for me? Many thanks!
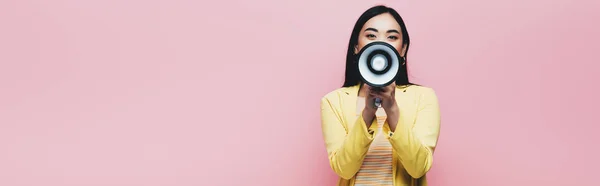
[371,87,385,93]
[368,86,374,92]
[386,83,396,91]
[377,86,392,93]
[369,87,383,93]
[369,91,386,97]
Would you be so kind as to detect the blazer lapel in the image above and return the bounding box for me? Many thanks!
[395,86,417,128]
[341,85,360,132]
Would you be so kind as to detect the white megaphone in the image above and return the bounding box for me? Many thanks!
[356,41,401,108]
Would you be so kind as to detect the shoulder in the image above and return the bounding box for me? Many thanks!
[403,85,438,105]
[319,87,353,114]
[320,86,352,104]
[402,85,439,102]
[403,85,436,95]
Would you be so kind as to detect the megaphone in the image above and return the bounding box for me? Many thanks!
[356,41,401,108]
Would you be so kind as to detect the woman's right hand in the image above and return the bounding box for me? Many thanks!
[362,84,378,127]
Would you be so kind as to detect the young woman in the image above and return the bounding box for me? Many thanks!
[320,5,441,186]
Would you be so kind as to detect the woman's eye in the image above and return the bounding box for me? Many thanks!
[367,34,376,38]
[388,36,398,40]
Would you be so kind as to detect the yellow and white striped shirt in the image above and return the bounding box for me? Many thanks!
[354,97,394,186]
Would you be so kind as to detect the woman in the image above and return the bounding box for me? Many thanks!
[320,5,441,186]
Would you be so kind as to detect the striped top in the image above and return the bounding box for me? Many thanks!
[354,97,394,186]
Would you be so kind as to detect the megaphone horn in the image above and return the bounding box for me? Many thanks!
[356,41,401,108]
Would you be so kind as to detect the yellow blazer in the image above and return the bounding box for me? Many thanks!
[320,84,441,186]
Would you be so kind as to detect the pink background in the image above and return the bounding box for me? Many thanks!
[1,0,599,185]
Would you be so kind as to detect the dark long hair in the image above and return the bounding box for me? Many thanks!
[342,5,416,88]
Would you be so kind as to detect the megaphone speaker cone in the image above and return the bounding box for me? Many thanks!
[371,54,387,71]
[356,41,401,88]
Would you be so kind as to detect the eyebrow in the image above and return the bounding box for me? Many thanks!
[365,27,400,34]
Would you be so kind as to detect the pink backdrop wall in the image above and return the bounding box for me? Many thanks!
[1,0,599,185]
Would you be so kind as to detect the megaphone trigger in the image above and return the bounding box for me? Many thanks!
[373,97,382,108]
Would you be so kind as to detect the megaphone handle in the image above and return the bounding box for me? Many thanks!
[373,97,382,108]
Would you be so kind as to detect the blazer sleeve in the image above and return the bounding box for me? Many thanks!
[388,88,441,179]
[320,96,375,180]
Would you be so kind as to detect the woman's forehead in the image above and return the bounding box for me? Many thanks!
[362,13,401,31]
